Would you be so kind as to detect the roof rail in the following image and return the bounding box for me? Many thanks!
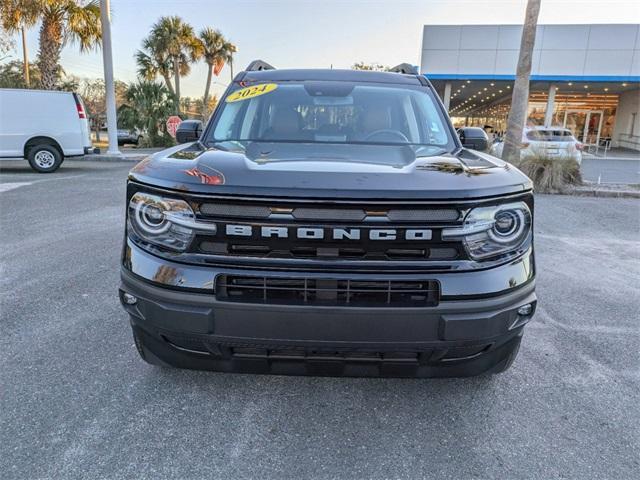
[389,63,418,75]
[245,60,276,72]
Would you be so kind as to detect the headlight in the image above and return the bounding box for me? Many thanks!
[442,202,531,260]
[128,192,204,251]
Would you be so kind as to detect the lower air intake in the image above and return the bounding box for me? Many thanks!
[215,275,440,307]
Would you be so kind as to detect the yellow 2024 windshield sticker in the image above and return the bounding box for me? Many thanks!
[226,83,278,102]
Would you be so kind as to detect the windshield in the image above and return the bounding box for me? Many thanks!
[205,81,453,150]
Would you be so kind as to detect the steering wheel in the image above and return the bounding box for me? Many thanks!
[363,129,409,143]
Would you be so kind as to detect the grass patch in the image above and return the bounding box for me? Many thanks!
[513,154,582,194]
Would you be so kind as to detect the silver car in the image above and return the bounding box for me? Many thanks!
[117,129,142,146]
[492,126,583,165]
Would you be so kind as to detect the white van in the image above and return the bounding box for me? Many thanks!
[0,88,96,172]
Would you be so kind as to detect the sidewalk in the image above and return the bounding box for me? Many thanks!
[571,182,640,199]
[88,147,162,162]
[582,146,639,161]
[580,154,640,185]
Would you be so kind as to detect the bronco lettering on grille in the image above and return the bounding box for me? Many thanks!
[223,225,432,241]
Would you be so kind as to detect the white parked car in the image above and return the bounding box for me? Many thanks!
[0,88,96,172]
[491,126,583,165]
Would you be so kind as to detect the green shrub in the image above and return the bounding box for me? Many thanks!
[138,133,175,149]
[514,154,582,193]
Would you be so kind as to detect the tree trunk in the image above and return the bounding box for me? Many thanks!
[173,61,181,114]
[148,116,158,146]
[161,72,175,96]
[21,27,30,87]
[230,58,233,82]
[501,0,541,163]
[203,64,212,118]
[38,16,63,90]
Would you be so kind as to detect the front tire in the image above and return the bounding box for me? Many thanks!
[27,144,63,173]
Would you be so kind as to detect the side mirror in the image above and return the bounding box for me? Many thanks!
[176,120,203,144]
[458,129,489,152]
[469,137,488,151]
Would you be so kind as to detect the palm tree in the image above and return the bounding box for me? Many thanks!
[118,80,175,146]
[501,0,541,162]
[0,25,16,61]
[1,0,39,86]
[0,0,102,90]
[148,16,201,113]
[222,39,236,82]
[135,36,175,97]
[198,27,236,117]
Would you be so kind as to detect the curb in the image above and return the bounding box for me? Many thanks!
[86,154,147,162]
[566,185,640,199]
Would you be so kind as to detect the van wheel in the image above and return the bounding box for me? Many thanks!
[28,144,63,173]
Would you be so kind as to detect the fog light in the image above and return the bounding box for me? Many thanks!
[123,293,137,305]
[517,304,532,316]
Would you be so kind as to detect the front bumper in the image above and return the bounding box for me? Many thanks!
[119,241,536,376]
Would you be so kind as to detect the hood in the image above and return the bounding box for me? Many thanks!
[129,142,532,200]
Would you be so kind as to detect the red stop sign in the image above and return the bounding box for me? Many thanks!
[166,116,182,138]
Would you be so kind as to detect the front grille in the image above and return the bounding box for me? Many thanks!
[215,275,440,307]
[199,240,459,261]
[190,199,466,263]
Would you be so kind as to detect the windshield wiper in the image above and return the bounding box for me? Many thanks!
[206,140,246,152]
[415,147,449,158]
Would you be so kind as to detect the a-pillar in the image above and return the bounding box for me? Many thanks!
[442,82,452,111]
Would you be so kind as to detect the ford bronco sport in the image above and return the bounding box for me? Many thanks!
[119,61,536,377]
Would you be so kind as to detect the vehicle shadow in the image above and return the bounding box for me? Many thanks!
[136,366,508,475]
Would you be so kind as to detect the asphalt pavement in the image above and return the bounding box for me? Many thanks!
[1,159,639,479]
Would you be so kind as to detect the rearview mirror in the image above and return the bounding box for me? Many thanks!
[176,120,203,144]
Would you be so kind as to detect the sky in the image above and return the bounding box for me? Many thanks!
[4,0,640,99]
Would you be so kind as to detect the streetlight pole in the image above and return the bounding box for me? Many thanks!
[100,0,121,156]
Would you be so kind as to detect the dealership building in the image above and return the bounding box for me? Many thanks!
[421,24,640,151]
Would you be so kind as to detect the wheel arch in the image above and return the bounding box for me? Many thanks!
[23,136,64,159]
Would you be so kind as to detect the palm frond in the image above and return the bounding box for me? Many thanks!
[63,0,101,52]
[135,50,157,80]
[0,0,42,32]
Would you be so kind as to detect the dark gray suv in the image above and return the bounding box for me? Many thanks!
[119,61,536,377]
